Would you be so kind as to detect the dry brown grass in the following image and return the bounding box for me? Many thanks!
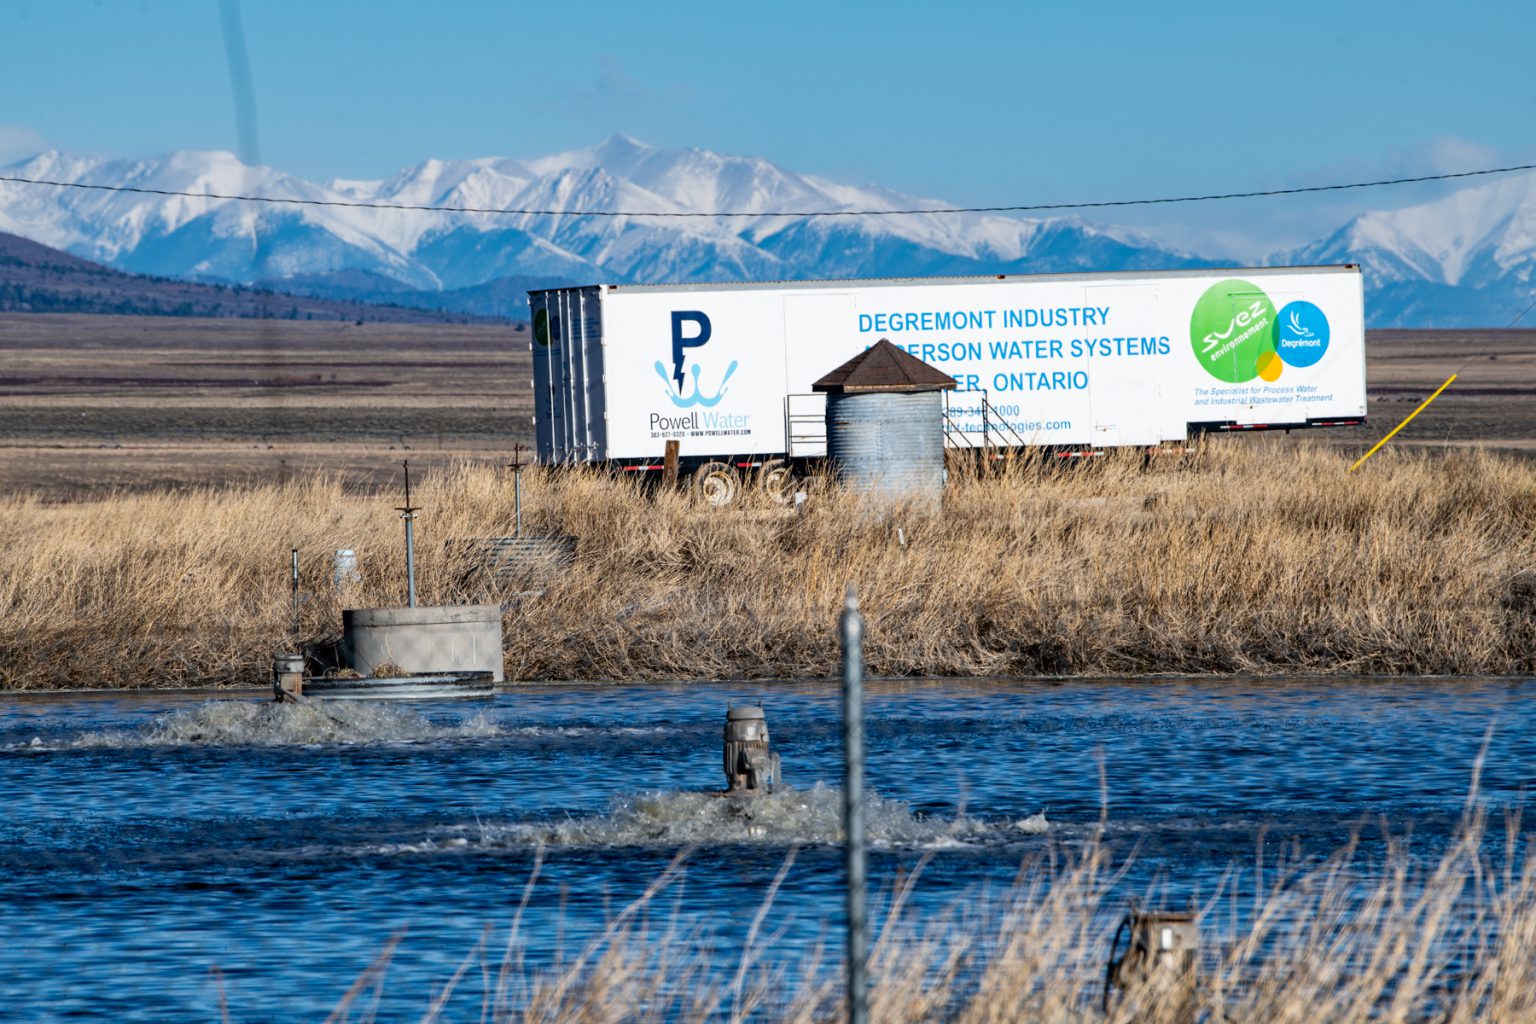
[335,796,1536,1023]
[4,440,1536,689]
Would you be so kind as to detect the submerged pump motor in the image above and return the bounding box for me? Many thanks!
[272,652,305,702]
[723,706,781,794]
[1103,907,1200,1023]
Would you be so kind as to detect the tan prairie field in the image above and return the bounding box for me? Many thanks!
[3,314,1536,688]
[4,442,1536,689]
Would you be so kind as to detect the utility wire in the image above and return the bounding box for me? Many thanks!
[1,162,1534,219]
[1505,292,1536,329]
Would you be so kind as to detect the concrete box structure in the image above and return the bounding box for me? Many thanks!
[341,604,504,683]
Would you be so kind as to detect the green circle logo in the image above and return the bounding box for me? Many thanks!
[533,308,551,347]
[1190,280,1277,383]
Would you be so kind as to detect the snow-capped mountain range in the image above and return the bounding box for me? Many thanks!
[1,135,1532,326]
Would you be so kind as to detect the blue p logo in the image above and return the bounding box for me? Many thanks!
[670,311,712,391]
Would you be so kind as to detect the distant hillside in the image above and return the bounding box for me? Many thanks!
[0,231,507,323]
[7,139,1533,325]
[0,141,1214,316]
[254,268,571,319]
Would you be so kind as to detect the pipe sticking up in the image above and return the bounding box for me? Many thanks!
[289,547,300,640]
[509,444,526,537]
[397,460,419,608]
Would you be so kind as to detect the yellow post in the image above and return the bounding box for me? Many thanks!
[1348,374,1457,473]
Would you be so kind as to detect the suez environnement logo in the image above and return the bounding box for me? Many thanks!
[646,311,751,438]
[1189,280,1331,384]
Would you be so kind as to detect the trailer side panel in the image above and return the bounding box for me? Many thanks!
[531,267,1367,463]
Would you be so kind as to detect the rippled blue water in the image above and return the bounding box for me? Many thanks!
[3,677,1534,1021]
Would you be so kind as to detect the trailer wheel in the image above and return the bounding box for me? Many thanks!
[759,460,794,505]
[693,462,740,507]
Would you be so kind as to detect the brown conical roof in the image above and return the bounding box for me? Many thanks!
[812,338,958,394]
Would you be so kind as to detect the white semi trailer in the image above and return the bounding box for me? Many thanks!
[529,266,1366,494]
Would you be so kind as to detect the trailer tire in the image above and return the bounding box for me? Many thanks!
[758,460,794,505]
[693,462,740,507]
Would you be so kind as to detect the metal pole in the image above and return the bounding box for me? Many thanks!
[404,517,417,608]
[290,547,300,639]
[397,460,419,608]
[510,444,525,537]
[842,585,868,1024]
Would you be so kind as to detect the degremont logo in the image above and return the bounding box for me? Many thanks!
[1190,280,1277,383]
[1274,300,1330,368]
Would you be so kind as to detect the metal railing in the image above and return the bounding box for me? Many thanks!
[788,389,1033,457]
[943,389,1031,450]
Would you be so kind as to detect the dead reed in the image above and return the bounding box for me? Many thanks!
[330,795,1536,1023]
[4,440,1535,688]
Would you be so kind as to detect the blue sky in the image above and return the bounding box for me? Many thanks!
[2,0,1533,252]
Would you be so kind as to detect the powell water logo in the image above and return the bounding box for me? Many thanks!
[652,310,738,408]
[1189,281,1330,383]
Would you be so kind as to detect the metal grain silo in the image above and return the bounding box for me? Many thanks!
[813,339,957,503]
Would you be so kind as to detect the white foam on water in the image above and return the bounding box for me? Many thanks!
[4,706,700,752]
[18,700,504,750]
[414,784,1050,851]
[497,724,680,739]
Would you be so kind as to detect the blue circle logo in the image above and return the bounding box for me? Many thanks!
[1275,301,1329,368]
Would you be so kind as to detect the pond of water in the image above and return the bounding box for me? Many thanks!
[3,677,1533,1020]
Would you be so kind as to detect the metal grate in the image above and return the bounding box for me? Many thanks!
[449,535,577,592]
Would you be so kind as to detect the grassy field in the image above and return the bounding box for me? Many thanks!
[4,441,1535,688]
[3,314,1535,688]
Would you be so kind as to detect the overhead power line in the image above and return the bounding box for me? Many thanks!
[1,162,1533,219]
